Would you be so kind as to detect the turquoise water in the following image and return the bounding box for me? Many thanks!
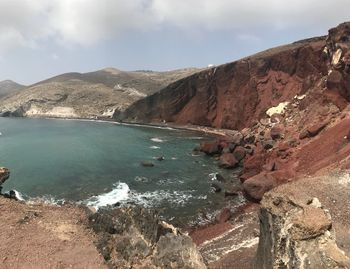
[0,118,239,222]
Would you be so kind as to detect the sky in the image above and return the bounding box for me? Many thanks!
[0,0,349,85]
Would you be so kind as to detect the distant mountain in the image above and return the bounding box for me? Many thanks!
[0,67,201,118]
[0,80,25,99]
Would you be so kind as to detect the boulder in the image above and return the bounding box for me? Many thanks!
[216,208,231,223]
[244,144,256,155]
[141,161,155,167]
[307,121,328,137]
[233,146,246,161]
[215,173,227,183]
[262,161,276,172]
[299,129,309,140]
[218,153,239,169]
[242,173,277,202]
[210,183,222,193]
[270,125,284,140]
[199,141,221,155]
[262,139,275,150]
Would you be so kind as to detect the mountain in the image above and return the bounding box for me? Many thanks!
[0,80,25,99]
[0,67,201,118]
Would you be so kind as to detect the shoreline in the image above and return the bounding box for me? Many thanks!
[0,115,253,265]
[0,115,235,138]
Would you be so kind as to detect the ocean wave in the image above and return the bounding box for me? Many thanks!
[150,145,160,149]
[83,182,207,210]
[85,182,130,209]
[150,137,165,143]
[130,189,207,208]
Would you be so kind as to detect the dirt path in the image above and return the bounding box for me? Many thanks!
[0,197,107,269]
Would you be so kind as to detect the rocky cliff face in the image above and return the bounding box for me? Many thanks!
[116,37,327,130]
[254,175,350,269]
[0,68,200,119]
[89,207,207,269]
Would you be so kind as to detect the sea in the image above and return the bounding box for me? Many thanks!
[0,117,242,225]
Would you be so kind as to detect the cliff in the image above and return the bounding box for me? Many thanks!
[115,37,327,130]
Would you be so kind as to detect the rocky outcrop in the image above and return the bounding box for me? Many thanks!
[254,188,350,269]
[0,167,10,192]
[325,22,350,101]
[89,207,207,269]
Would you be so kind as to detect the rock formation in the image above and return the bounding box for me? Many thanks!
[254,184,350,269]
[89,207,207,269]
[0,167,10,193]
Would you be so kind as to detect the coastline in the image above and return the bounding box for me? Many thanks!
[0,114,254,267]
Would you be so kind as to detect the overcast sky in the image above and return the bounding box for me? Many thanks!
[0,0,349,85]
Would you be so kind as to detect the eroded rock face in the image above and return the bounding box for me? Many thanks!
[0,167,10,193]
[116,36,327,130]
[325,22,350,101]
[89,207,207,269]
[254,191,350,269]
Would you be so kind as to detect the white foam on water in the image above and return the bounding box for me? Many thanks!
[13,190,24,201]
[27,195,65,206]
[129,189,206,208]
[150,145,160,149]
[209,173,218,181]
[150,137,165,143]
[85,182,130,209]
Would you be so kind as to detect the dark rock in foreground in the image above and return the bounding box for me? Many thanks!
[89,207,207,269]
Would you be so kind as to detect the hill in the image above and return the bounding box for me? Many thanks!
[0,68,200,118]
[0,80,25,99]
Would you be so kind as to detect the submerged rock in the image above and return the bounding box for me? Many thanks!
[141,161,155,167]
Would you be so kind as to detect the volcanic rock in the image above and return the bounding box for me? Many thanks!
[210,183,222,193]
[141,161,155,167]
[199,141,221,155]
[242,173,277,202]
[307,121,328,137]
[254,189,350,269]
[216,208,231,223]
[233,146,246,161]
[0,167,10,185]
[218,153,239,169]
[270,125,284,140]
[89,207,206,269]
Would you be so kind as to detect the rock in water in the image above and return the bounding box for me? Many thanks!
[254,190,350,269]
[218,153,239,169]
[141,161,155,167]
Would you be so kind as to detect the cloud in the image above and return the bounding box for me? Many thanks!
[0,0,349,53]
